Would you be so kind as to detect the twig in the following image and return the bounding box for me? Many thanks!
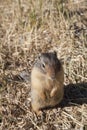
[63,111,83,127]
[29,116,42,130]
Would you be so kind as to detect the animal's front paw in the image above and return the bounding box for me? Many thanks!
[50,87,57,97]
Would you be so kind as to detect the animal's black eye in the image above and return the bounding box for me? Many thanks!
[42,63,45,68]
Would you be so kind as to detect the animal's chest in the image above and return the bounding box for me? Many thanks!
[44,78,54,90]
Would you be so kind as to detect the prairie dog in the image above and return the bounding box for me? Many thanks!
[31,52,64,115]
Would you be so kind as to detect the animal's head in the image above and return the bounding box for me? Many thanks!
[35,52,61,80]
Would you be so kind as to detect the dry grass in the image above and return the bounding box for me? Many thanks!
[0,0,87,130]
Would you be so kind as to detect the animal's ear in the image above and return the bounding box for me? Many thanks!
[53,51,57,57]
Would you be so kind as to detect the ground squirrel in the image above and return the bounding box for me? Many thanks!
[31,52,64,115]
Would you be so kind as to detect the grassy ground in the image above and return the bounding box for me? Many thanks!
[0,0,87,130]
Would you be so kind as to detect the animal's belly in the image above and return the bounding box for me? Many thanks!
[40,89,63,108]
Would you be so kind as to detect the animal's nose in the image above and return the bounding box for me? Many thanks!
[51,74,55,80]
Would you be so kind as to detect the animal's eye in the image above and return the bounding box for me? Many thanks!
[42,63,45,68]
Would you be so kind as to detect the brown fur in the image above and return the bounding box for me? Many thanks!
[31,52,64,115]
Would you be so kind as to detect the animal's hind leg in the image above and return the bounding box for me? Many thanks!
[31,102,42,115]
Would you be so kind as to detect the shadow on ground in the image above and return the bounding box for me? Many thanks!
[60,82,87,107]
